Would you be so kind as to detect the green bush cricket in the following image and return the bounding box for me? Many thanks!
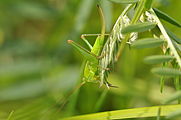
[67,5,112,87]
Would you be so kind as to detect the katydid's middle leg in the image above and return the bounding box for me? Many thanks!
[81,34,110,50]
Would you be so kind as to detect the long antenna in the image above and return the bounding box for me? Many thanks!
[97,4,106,38]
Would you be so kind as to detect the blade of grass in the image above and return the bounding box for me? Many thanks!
[6,111,14,120]
[93,89,108,112]
[153,8,181,28]
[160,76,165,93]
[62,104,181,120]
[174,76,180,103]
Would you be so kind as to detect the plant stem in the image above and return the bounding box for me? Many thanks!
[150,9,181,68]
[116,0,146,60]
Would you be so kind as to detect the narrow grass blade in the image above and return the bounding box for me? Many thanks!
[174,76,181,103]
[62,104,181,120]
[166,28,181,44]
[143,55,174,64]
[174,75,180,91]
[131,38,164,49]
[162,91,181,104]
[151,67,181,77]
[160,76,165,93]
[167,109,181,119]
[121,22,157,34]
[93,89,108,112]
[6,111,14,120]
[153,8,181,28]
[108,0,138,4]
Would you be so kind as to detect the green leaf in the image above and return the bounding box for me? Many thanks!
[163,91,181,104]
[6,111,14,120]
[121,22,157,34]
[151,67,181,77]
[108,0,138,4]
[131,38,164,49]
[153,8,181,28]
[144,55,174,64]
[62,104,181,120]
[166,28,181,44]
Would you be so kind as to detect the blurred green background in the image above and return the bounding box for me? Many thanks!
[0,0,180,120]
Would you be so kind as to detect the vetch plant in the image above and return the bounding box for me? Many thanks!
[66,0,181,119]
[69,0,181,91]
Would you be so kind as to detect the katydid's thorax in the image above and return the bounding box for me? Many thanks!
[83,60,99,83]
[83,36,104,82]
[91,36,104,56]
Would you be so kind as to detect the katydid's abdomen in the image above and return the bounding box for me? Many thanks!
[83,36,104,82]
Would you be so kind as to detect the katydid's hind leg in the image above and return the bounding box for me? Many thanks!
[81,33,110,50]
[67,40,98,61]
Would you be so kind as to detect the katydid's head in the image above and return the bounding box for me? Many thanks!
[67,40,73,44]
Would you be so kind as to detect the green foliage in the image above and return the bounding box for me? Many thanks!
[121,22,157,34]
[151,67,181,77]
[131,38,164,49]
[143,55,174,64]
